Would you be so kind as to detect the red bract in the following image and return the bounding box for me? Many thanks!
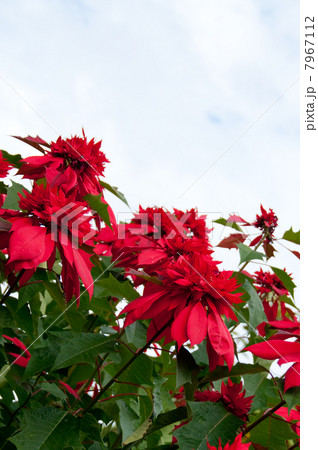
[0,151,12,178]
[132,206,210,241]
[245,340,300,391]
[121,254,243,371]
[2,183,95,302]
[207,433,251,449]
[3,334,31,367]
[195,379,253,421]
[18,131,109,199]
[275,406,300,437]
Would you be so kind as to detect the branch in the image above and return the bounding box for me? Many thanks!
[243,399,286,435]
[0,270,25,306]
[81,318,172,415]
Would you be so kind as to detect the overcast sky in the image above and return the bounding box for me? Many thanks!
[0,0,299,294]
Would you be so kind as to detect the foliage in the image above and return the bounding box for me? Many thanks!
[0,135,300,449]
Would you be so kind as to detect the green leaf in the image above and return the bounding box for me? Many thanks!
[106,345,153,392]
[0,305,15,328]
[24,346,59,378]
[118,398,152,444]
[236,243,265,265]
[144,407,188,438]
[242,280,267,331]
[10,407,81,449]
[94,273,139,301]
[192,341,209,367]
[0,181,7,194]
[250,414,298,449]
[243,373,281,413]
[84,193,111,226]
[198,362,267,386]
[283,386,300,413]
[0,149,22,168]
[279,294,299,310]
[176,346,200,388]
[213,218,243,232]
[18,279,43,311]
[123,418,152,445]
[43,281,86,331]
[80,413,102,442]
[271,266,296,298]
[38,382,67,401]
[125,321,148,348]
[173,402,243,449]
[51,332,115,370]
[2,181,27,210]
[153,375,175,419]
[6,298,34,336]
[100,180,129,206]
[282,227,300,245]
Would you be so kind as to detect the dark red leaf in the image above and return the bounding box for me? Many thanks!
[12,135,49,153]
[217,233,247,249]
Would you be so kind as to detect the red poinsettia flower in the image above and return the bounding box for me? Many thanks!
[2,183,95,302]
[254,269,289,297]
[195,379,253,421]
[121,254,243,371]
[207,433,251,449]
[220,379,253,420]
[0,151,12,178]
[136,234,213,271]
[3,334,31,367]
[250,205,278,245]
[96,207,212,280]
[18,131,109,199]
[245,339,300,391]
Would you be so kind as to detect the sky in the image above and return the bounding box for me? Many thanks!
[0,0,299,295]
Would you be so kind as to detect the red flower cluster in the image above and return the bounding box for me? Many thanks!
[0,183,94,302]
[97,206,243,371]
[121,253,242,371]
[195,379,253,421]
[251,205,278,245]
[18,132,109,198]
[96,206,213,271]
[0,133,114,303]
[207,433,251,450]
[254,269,288,297]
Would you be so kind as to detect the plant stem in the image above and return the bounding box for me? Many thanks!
[81,318,172,415]
[0,270,25,306]
[243,399,285,435]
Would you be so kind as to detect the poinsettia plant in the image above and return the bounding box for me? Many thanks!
[0,133,300,449]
